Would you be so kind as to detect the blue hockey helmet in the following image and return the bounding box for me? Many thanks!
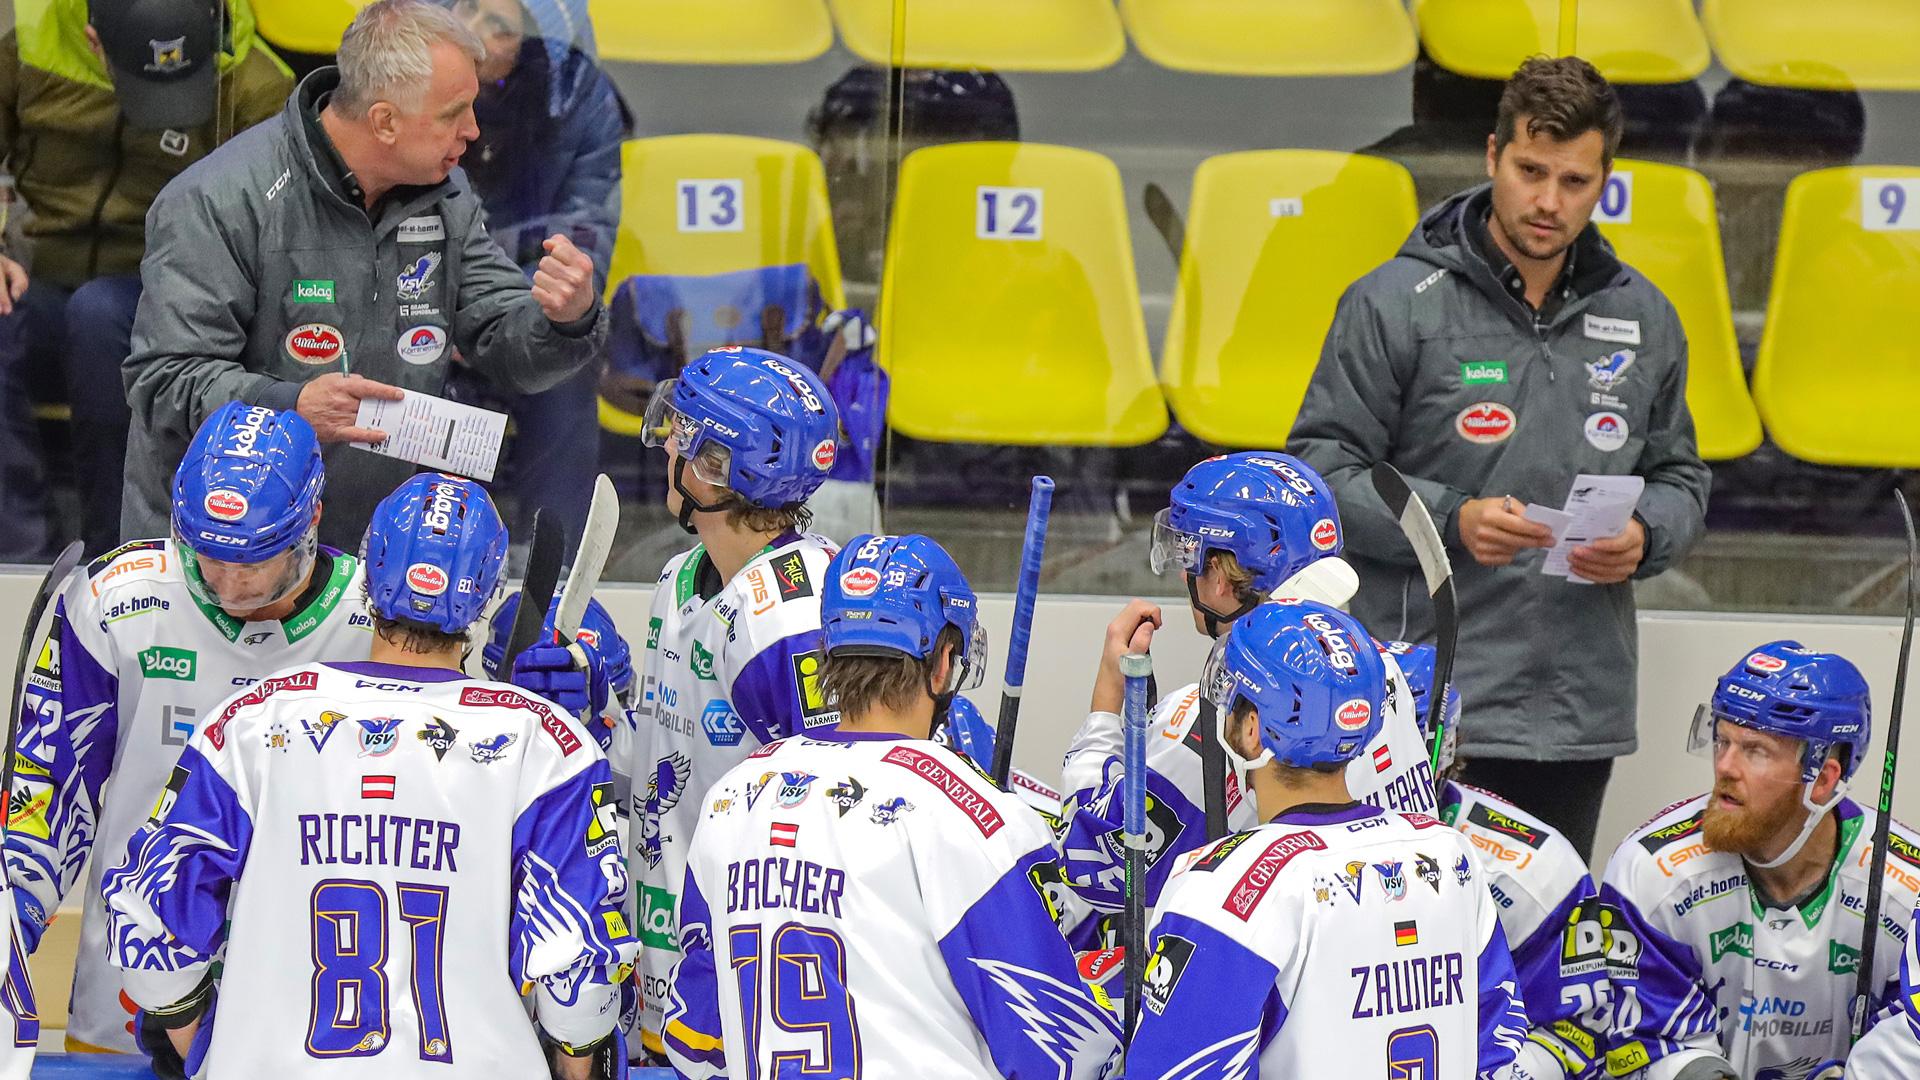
[361,474,508,635]
[1691,641,1872,783]
[171,403,325,611]
[1152,453,1349,634]
[1377,639,1461,770]
[1202,600,1387,769]
[822,533,987,694]
[482,593,634,695]
[935,694,994,763]
[641,346,840,528]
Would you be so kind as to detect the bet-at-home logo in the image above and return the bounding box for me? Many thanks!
[139,646,197,681]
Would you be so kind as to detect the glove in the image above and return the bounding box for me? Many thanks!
[1671,1057,1739,1080]
[512,636,610,723]
[12,889,45,954]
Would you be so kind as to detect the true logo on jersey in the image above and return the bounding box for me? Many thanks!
[1225,831,1326,921]
[641,753,693,868]
[776,772,817,808]
[304,711,346,752]
[1638,812,1704,853]
[772,552,814,600]
[792,649,838,730]
[827,777,865,817]
[358,717,404,757]
[701,699,744,747]
[417,717,459,760]
[839,567,880,597]
[1467,802,1546,849]
[407,562,448,596]
[1189,831,1256,873]
[870,796,914,826]
[1374,860,1408,901]
[468,732,516,765]
[1415,854,1442,892]
[690,640,715,680]
[203,489,248,521]
[1143,934,1196,1015]
[138,646,196,681]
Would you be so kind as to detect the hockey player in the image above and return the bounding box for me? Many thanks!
[1599,642,1920,1079]
[1127,600,1528,1078]
[5,402,373,1053]
[662,533,1121,1079]
[1844,895,1920,1076]
[630,345,844,1054]
[484,593,634,755]
[1058,452,1433,914]
[99,473,635,1079]
[1388,641,1608,1079]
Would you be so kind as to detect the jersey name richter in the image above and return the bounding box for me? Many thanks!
[629,533,838,1043]
[5,540,371,1051]
[99,662,636,1078]
[663,734,1120,1080]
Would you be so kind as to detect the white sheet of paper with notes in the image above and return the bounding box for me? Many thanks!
[350,389,507,482]
[1540,474,1645,584]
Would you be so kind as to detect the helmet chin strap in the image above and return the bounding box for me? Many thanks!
[1215,704,1274,805]
[1186,574,1260,640]
[1748,779,1847,870]
[671,458,729,536]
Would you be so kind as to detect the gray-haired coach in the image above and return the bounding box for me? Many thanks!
[1288,57,1711,859]
[121,0,606,548]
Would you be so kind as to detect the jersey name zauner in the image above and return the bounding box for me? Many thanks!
[6,540,371,1052]
[630,534,838,1040]
[1601,794,1920,1079]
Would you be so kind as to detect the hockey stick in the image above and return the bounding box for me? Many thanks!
[1369,464,1459,779]
[1143,182,1185,265]
[503,508,564,672]
[1199,697,1229,841]
[1120,651,1153,1039]
[991,476,1055,787]
[3,541,84,844]
[1852,488,1916,1042]
[553,475,621,722]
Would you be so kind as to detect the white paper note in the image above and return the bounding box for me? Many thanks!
[1540,474,1645,583]
[350,389,507,482]
[1522,504,1574,545]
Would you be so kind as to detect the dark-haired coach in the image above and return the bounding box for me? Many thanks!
[1288,56,1711,860]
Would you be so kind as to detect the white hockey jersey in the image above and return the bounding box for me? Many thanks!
[662,732,1121,1080]
[99,660,637,1078]
[5,539,372,1052]
[1058,648,1431,913]
[1600,794,1920,1079]
[1127,803,1528,1079]
[0,884,36,1080]
[1844,894,1920,1078]
[629,532,839,1047]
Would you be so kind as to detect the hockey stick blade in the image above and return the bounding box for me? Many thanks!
[555,474,621,641]
[1369,463,1460,778]
[503,510,564,669]
[993,476,1055,787]
[1143,182,1185,266]
[4,540,84,840]
[1852,488,1917,1041]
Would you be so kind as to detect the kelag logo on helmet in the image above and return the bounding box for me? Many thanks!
[229,406,272,456]
[204,489,249,522]
[1301,611,1358,671]
[759,356,824,413]
[408,563,449,596]
[284,323,344,366]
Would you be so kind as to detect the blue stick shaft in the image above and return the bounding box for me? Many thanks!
[992,476,1054,786]
[1120,653,1153,1039]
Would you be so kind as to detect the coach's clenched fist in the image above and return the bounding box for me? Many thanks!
[533,234,597,325]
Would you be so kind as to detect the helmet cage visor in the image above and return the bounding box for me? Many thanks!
[176,520,317,613]
[643,383,733,488]
[1149,507,1204,578]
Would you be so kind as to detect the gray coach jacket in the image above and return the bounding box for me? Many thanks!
[121,68,607,548]
[1289,184,1711,762]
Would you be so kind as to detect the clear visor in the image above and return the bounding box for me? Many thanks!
[642,382,732,487]
[1201,635,1234,713]
[950,620,989,694]
[1687,706,1810,788]
[176,521,317,614]
[1148,508,1203,577]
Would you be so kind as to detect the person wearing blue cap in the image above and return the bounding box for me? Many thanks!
[1127,600,1528,1079]
[662,532,1119,1080]
[101,472,635,1079]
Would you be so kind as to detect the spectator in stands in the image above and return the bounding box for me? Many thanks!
[0,0,293,558]
[1288,56,1711,860]
[121,0,606,550]
[443,0,627,550]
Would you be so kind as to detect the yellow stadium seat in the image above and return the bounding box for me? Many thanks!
[880,142,1166,446]
[1592,160,1761,461]
[828,0,1124,72]
[1414,0,1709,84]
[254,0,360,54]
[1703,0,1920,91]
[1753,166,1920,467]
[599,135,845,435]
[1120,0,1415,77]
[1160,151,1416,448]
[589,0,832,64]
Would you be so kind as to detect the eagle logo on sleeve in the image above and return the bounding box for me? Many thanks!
[641,753,693,868]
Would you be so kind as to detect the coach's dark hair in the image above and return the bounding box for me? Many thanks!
[1495,56,1624,169]
[821,625,962,721]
